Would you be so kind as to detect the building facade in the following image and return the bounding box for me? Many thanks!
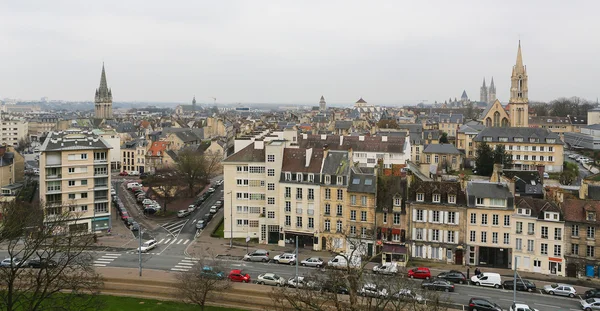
[563,199,600,278]
[0,119,28,147]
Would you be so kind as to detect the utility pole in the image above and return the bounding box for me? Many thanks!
[228,191,233,248]
[513,256,517,303]
[295,236,299,287]
[139,226,143,277]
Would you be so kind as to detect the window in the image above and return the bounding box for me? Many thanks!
[296,188,303,199]
[336,220,343,232]
[476,197,484,205]
[415,228,423,240]
[68,180,76,186]
[337,176,343,185]
[325,189,331,200]
[572,225,579,237]
[554,228,562,240]
[267,169,275,177]
[285,216,291,226]
[572,244,579,256]
[383,212,387,223]
[534,260,541,267]
[481,214,488,225]
[81,205,88,212]
[324,220,330,231]
[481,232,487,243]
[361,211,367,222]
[350,226,356,236]
[416,210,424,221]
[285,201,291,212]
[361,196,367,206]
[351,195,356,205]
[469,231,476,242]
[267,154,275,162]
[541,243,548,255]
[296,217,303,228]
[528,223,535,235]
[588,212,596,221]
[337,189,343,200]
[94,202,108,213]
[447,231,455,243]
[588,226,595,239]
[285,187,291,198]
[554,245,561,256]
[350,210,356,221]
[267,183,275,191]
[527,240,534,252]
[492,232,498,244]
[68,194,75,200]
[308,174,314,182]
[448,212,456,224]
[393,213,400,225]
[325,204,330,215]
[541,226,548,238]
[492,214,499,226]
[432,211,440,223]
[81,180,87,186]
[324,175,331,184]
[297,173,303,182]
[336,204,343,216]
[515,238,522,250]
[308,189,314,200]
[504,215,510,226]
[432,194,440,203]
[308,217,314,228]
[587,246,595,257]
[432,229,440,241]
[267,211,275,218]
[394,197,401,206]
[68,167,75,173]
[448,195,456,204]
[516,222,523,234]
[81,193,88,199]
[416,193,424,202]
[285,173,292,181]
[504,233,510,245]
[470,213,476,224]
[267,197,275,205]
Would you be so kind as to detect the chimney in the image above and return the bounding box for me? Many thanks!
[320,134,326,140]
[305,148,313,167]
[382,136,388,142]
[359,135,365,141]
[323,144,329,159]
[347,147,353,163]
[254,140,264,149]
[339,135,344,146]
[536,164,545,181]
[491,163,503,183]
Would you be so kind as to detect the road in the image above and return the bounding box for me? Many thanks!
[564,151,592,186]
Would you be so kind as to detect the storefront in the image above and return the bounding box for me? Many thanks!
[381,244,408,267]
[92,217,110,232]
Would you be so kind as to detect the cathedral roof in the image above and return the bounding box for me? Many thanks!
[461,90,468,99]
[356,97,367,104]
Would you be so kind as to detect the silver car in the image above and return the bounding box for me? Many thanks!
[581,298,600,311]
[243,249,270,262]
[543,283,577,298]
[257,273,285,286]
[300,257,324,268]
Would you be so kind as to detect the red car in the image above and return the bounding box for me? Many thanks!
[228,269,251,283]
[119,171,129,176]
[120,211,129,220]
[407,267,431,279]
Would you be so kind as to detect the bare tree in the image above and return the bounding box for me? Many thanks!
[143,167,183,214]
[174,149,222,198]
[174,257,230,311]
[0,200,103,311]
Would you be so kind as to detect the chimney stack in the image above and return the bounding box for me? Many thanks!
[305,148,313,168]
[536,164,545,181]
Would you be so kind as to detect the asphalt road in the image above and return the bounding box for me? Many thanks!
[564,152,592,186]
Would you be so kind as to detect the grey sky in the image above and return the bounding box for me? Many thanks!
[1,1,598,105]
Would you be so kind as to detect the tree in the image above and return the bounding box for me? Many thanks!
[474,142,494,176]
[493,145,513,168]
[559,161,579,185]
[439,133,449,144]
[15,137,31,153]
[465,102,475,120]
[0,200,103,311]
[174,257,230,311]
[143,167,182,214]
[376,119,399,129]
[175,149,222,197]
[549,97,594,117]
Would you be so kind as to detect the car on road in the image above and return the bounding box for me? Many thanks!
[130,221,140,231]
[243,249,270,262]
[585,288,600,299]
[196,220,206,230]
[421,279,454,292]
[392,289,424,303]
[272,253,296,265]
[321,282,349,295]
[209,206,218,214]
[436,270,467,284]
[407,267,431,279]
[1,257,24,268]
[216,180,224,186]
[543,283,577,297]
[287,276,316,289]
[126,182,141,189]
[203,213,213,222]
[468,298,502,311]
[129,170,140,176]
[358,283,388,298]
[187,205,196,212]
[228,269,251,283]
[257,273,286,286]
[470,272,502,288]
[509,302,539,311]
[27,258,57,269]
[110,188,116,196]
[119,171,129,176]
[581,298,600,311]
[138,239,157,253]
[120,211,130,220]
[177,210,191,218]
[569,153,578,159]
[300,257,323,268]
[215,201,222,208]
[200,266,225,279]
[207,188,215,193]
[502,279,536,292]
[372,262,398,275]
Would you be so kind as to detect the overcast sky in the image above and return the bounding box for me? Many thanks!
[1,1,598,105]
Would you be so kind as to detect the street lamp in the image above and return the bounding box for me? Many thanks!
[227,191,232,248]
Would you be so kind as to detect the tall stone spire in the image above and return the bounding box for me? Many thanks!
[515,40,524,70]
[94,63,113,119]
[319,95,326,111]
[488,77,496,103]
[509,41,529,127]
[480,77,488,104]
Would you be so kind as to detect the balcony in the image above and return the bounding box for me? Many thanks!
[94,183,109,190]
[46,187,61,194]
[307,209,314,216]
[528,231,535,235]
[46,174,62,180]
[94,158,108,164]
[94,196,108,203]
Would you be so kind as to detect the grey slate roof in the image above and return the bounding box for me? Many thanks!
[473,127,561,144]
[322,150,350,176]
[347,167,376,194]
[466,181,514,209]
[115,122,135,133]
[40,130,113,152]
[458,123,485,133]
[422,143,460,154]
[335,121,353,130]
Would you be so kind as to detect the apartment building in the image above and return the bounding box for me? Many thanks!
[27,114,58,141]
[0,119,28,147]
[39,129,112,233]
[456,122,485,167]
[513,197,565,276]
[465,181,514,268]
[376,170,409,265]
[407,180,467,264]
[92,128,121,171]
[345,167,377,257]
[420,144,462,173]
[321,150,351,252]
[473,127,564,172]
[0,146,25,195]
[563,199,600,278]
[529,116,578,138]
[145,141,176,173]
[122,139,149,174]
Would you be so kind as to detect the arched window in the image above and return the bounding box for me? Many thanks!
[486,117,492,127]
[502,118,509,127]
[493,112,500,127]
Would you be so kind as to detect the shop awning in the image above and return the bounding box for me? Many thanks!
[381,228,387,233]
[382,244,407,254]
[391,228,401,234]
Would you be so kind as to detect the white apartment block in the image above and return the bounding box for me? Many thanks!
[39,129,112,233]
[0,119,28,146]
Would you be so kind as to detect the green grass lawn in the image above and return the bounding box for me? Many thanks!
[101,295,244,311]
[212,219,225,238]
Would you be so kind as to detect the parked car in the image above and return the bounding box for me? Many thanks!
[209,206,217,214]
[585,288,600,299]
[359,283,388,298]
[257,273,286,286]
[581,298,600,311]
[228,269,251,283]
[204,213,213,222]
[392,289,424,303]
[200,266,225,279]
[300,257,323,268]
[509,303,539,311]
[195,220,206,229]
[130,221,140,231]
[138,239,158,253]
[437,270,467,284]
[110,188,116,196]
[0,257,24,267]
[471,272,502,288]
[543,172,550,179]
[321,282,349,295]
[468,298,502,311]
[177,210,191,218]
[27,258,58,269]
[207,188,215,193]
[243,249,270,262]
[215,201,223,208]
[372,262,398,275]
[144,207,158,215]
[188,205,197,212]
[126,182,141,189]
[421,279,454,292]
[407,267,431,279]
[120,211,130,220]
[287,276,316,289]
[543,283,576,297]
[140,172,148,179]
[129,170,140,176]
[119,171,129,176]
[273,253,296,265]
[502,279,536,292]
[141,199,155,206]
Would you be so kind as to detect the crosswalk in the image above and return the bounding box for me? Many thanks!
[161,219,188,237]
[125,238,190,254]
[171,257,199,272]
[94,253,121,267]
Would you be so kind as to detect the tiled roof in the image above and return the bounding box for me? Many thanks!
[174,130,199,143]
[528,116,571,125]
[222,142,265,163]
[563,199,600,223]
[147,141,169,156]
[298,135,404,153]
[408,180,466,205]
[570,115,587,125]
[473,127,561,143]
[334,121,353,130]
[466,181,514,208]
[422,144,460,155]
[514,197,561,219]
[281,148,324,173]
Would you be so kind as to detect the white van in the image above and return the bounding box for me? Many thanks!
[127,182,141,189]
[327,254,361,269]
[470,272,502,288]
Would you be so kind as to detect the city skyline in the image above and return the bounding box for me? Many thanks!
[1,1,599,104]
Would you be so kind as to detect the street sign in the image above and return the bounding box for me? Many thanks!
[246,236,250,243]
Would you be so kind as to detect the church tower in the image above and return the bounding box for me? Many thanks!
[508,41,529,127]
[94,63,113,119]
[319,96,326,111]
[488,77,496,104]
[192,96,197,110]
[480,78,488,103]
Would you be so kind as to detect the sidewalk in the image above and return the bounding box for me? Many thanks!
[95,214,137,250]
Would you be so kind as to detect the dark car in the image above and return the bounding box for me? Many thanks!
[502,279,536,292]
[204,213,213,222]
[421,279,454,292]
[468,298,502,311]
[321,282,349,295]
[144,207,157,215]
[437,270,467,284]
[130,221,140,231]
[27,258,58,269]
[585,288,600,299]
[140,172,148,179]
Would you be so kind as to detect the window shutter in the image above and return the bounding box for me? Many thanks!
[441,230,446,242]
[455,212,460,225]
[412,228,416,240]
[442,211,448,224]
[428,229,433,242]
[428,210,433,223]
[423,210,428,222]
[454,231,458,244]
[423,229,427,241]
[412,209,417,221]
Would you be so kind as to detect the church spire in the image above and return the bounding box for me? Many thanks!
[516,40,524,69]
[94,63,113,119]
[482,77,487,87]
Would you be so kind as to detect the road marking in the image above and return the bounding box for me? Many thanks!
[177,263,194,267]
[164,239,171,244]
[158,239,165,244]
[181,259,198,263]
[534,303,560,309]
[102,255,120,259]
[93,264,107,267]
[170,268,189,271]
[185,257,198,260]
[105,253,122,256]
[177,239,183,245]
[96,258,114,262]
[192,219,197,223]
[183,239,189,245]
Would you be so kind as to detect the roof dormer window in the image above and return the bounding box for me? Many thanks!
[432,193,441,203]
[297,173,303,182]
[588,212,596,222]
[337,176,343,185]
[324,175,331,185]
[517,208,531,216]
[308,174,314,183]
[285,172,291,181]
